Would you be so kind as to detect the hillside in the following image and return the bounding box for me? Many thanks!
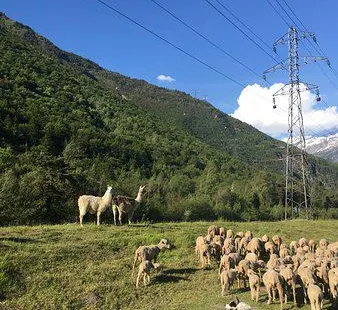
[0,13,337,225]
[0,221,337,309]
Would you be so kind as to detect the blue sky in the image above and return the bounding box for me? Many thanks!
[1,0,338,138]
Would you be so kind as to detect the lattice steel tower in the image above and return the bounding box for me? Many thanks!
[263,26,330,220]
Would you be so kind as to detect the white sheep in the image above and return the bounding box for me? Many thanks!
[136,260,161,288]
[220,268,236,296]
[78,185,113,226]
[307,283,323,310]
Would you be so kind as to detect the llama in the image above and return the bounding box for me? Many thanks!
[78,186,113,226]
[112,185,145,225]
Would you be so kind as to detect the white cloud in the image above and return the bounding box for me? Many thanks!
[231,83,338,138]
[157,74,175,82]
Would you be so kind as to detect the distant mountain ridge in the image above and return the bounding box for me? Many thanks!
[306,133,338,163]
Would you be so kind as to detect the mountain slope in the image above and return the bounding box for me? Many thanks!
[0,13,337,224]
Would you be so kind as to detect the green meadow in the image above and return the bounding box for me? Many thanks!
[0,220,337,309]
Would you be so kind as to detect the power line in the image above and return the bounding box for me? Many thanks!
[265,0,290,27]
[204,0,286,70]
[95,0,245,88]
[149,0,269,85]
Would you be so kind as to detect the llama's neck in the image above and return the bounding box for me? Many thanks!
[135,188,143,203]
[102,188,113,203]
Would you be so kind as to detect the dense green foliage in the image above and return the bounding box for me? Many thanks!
[0,13,337,225]
[0,221,337,309]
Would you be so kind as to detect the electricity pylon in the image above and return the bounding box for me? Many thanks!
[263,26,330,220]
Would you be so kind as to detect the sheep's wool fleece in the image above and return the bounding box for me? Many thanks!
[225,302,252,310]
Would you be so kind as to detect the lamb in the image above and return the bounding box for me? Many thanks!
[220,268,236,296]
[279,265,297,305]
[307,283,323,310]
[112,185,145,225]
[195,236,206,256]
[135,260,161,288]
[132,239,171,277]
[262,268,285,309]
[247,269,260,302]
[78,185,113,226]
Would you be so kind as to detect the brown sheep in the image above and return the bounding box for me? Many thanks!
[247,269,260,302]
[220,269,236,296]
[262,268,285,309]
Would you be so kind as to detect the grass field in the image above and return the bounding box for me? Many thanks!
[0,220,337,310]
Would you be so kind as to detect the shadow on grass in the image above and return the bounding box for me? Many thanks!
[162,267,199,275]
[152,274,190,283]
[0,237,39,243]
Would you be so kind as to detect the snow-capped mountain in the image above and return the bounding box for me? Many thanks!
[306,133,338,163]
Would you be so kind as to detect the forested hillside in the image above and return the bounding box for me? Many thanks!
[0,13,337,225]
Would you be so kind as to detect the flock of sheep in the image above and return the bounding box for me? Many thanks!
[195,225,338,309]
[77,186,338,309]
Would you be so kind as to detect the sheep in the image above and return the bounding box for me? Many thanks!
[219,254,231,274]
[267,254,280,270]
[132,239,171,277]
[78,185,113,226]
[198,243,212,268]
[297,264,317,304]
[272,235,282,252]
[261,234,269,243]
[207,225,219,237]
[245,252,258,264]
[219,227,226,237]
[290,240,298,255]
[228,252,242,267]
[299,237,308,248]
[315,260,329,296]
[235,259,250,288]
[279,244,290,259]
[220,268,236,296]
[225,296,252,310]
[262,268,285,309]
[247,269,260,302]
[112,185,145,225]
[328,267,338,301]
[309,239,316,253]
[135,260,161,288]
[209,242,222,263]
[213,235,224,247]
[226,229,234,239]
[265,241,275,256]
[222,237,235,255]
[195,235,206,256]
[235,232,244,252]
[238,236,250,256]
[319,238,329,250]
[246,238,262,258]
[307,283,323,310]
[279,264,297,305]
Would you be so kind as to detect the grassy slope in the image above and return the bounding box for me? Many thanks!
[0,221,337,310]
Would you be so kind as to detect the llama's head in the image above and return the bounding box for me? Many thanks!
[139,185,146,192]
[106,186,113,194]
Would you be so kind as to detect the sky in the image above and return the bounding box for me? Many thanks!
[1,0,338,140]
